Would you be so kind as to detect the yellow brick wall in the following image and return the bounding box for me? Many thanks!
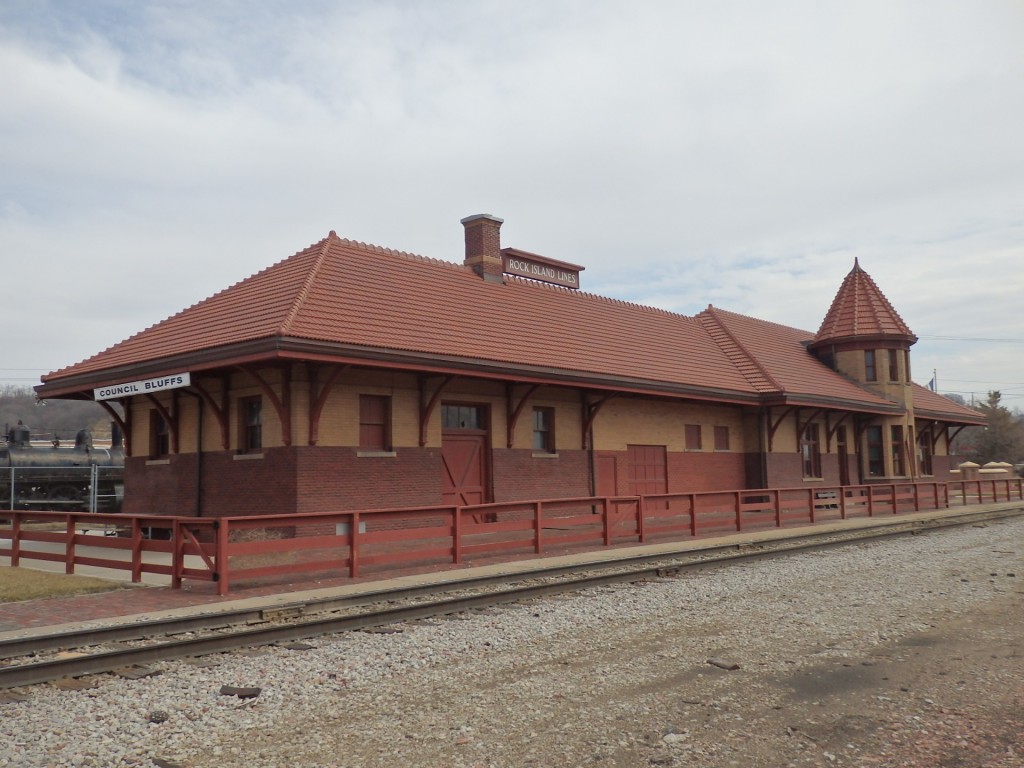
[592,399,744,452]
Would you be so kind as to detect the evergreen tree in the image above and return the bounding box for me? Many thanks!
[964,391,1024,466]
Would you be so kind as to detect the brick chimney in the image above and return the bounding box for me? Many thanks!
[461,214,504,284]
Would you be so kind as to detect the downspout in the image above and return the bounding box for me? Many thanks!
[760,409,769,488]
[188,392,204,517]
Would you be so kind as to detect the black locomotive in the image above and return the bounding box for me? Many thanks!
[0,421,125,512]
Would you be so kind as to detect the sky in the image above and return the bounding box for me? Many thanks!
[2,0,1023,407]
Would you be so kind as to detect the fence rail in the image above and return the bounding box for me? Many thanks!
[2,478,1022,595]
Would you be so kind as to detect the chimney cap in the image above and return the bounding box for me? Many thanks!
[460,213,504,225]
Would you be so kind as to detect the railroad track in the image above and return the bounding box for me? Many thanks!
[2,506,1022,690]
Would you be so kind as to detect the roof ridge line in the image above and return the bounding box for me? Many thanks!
[700,306,784,392]
[280,233,335,334]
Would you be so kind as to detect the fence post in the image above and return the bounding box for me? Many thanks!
[64,515,76,575]
[8,466,15,511]
[10,514,21,566]
[734,492,742,531]
[131,519,143,584]
[453,506,462,565]
[349,512,361,578]
[534,501,543,554]
[774,490,782,528]
[215,519,229,596]
[603,498,611,547]
[636,496,646,543]
[690,494,698,536]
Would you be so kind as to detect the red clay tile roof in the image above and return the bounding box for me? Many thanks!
[812,259,916,347]
[697,307,901,411]
[37,232,981,424]
[41,233,754,400]
[911,385,987,423]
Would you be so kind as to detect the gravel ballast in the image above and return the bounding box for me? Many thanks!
[2,517,1022,767]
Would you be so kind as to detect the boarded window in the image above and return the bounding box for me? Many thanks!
[685,424,702,451]
[888,349,900,383]
[360,395,391,451]
[713,426,730,451]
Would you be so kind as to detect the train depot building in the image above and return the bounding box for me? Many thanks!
[36,215,985,518]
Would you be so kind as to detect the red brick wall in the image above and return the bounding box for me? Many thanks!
[666,451,747,493]
[491,449,591,501]
[201,450,299,516]
[294,447,442,512]
[123,456,198,516]
[764,452,805,488]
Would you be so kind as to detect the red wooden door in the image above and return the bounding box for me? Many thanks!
[442,434,489,506]
[626,444,667,497]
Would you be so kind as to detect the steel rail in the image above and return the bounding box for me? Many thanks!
[2,506,1022,690]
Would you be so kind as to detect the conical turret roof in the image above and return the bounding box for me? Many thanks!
[811,259,916,348]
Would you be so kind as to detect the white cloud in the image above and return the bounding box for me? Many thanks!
[1,0,1023,403]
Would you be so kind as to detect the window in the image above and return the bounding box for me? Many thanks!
[441,404,486,431]
[904,349,911,382]
[532,406,555,453]
[714,426,730,451]
[800,423,821,478]
[149,410,169,458]
[918,431,933,476]
[866,425,884,476]
[239,396,262,452]
[359,395,391,451]
[888,349,900,383]
[891,425,905,476]
[865,350,877,382]
[685,424,702,451]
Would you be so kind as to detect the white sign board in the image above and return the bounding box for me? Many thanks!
[94,372,191,401]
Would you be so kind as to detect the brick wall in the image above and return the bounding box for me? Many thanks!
[294,447,442,512]
[491,449,591,501]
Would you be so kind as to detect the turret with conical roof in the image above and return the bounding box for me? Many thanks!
[811,258,917,349]
[810,260,918,481]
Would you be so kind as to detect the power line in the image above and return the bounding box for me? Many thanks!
[918,335,1024,343]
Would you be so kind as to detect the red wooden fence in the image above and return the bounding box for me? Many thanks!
[1,478,1021,595]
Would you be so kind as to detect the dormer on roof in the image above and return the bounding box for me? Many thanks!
[809,259,917,351]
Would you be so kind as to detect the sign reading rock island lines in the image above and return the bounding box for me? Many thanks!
[500,248,584,289]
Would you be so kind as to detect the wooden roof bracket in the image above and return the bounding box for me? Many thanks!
[97,400,129,455]
[419,374,455,447]
[506,383,541,448]
[238,364,292,446]
[795,408,825,441]
[308,364,348,446]
[765,406,796,452]
[189,379,229,450]
[947,425,968,449]
[824,411,851,453]
[582,392,617,450]
[145,392,179,454]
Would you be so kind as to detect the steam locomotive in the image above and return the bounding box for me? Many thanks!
[0,421,125,512]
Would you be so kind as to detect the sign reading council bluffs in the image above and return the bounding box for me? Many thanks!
[501,248,584,289]
[94,373,191,401]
